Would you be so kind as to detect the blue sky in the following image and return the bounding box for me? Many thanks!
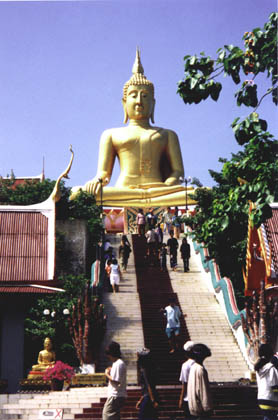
[0,0,276,190]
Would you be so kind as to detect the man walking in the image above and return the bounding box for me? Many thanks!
[180,237,191,272]
[187,344,213,419]
[179,341,195,419]
[167,231,179,270]
[161,298,182,353]
[103,342,127,420]
[163,207,173,234]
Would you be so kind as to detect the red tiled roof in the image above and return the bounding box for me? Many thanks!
[0,286,56,294]
[264,208,278,276]
[0,212,48,282]
[0,175,44,190]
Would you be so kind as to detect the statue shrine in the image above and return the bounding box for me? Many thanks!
[28,337,56,379]
[71,49,194,209]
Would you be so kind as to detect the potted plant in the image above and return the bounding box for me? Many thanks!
[43,361,75,391]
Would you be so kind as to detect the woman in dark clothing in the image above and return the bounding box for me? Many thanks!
[136,348,159,420]
[119,239,131,272]
[180,237,191,272]
[121,234,131,247]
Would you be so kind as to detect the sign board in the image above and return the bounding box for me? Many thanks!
[39,409,63,419]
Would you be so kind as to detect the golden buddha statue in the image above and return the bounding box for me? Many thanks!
[71,49,194,208]
[32,337,56,372]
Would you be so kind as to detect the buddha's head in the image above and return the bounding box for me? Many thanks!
[122,49,155,124]
[44,337,52,351]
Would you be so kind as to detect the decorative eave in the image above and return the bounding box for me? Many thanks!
[257,223,273,278]
[264,202,278,278]
[243,201,278,296]
[0,146,74,285]
[0,284,65,294]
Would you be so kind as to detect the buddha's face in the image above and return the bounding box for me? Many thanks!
[44,338,52,351]
[124,85,155,121]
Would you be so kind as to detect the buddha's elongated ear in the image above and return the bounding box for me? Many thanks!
[151,99,155,124]
[122,98,129,124]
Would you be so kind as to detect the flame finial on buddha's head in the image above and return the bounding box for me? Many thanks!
[123,48,154,100]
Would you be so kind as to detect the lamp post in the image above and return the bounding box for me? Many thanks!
[98,178,105,243]
[42,308,70,336]
[43,308,70,317]
[179,176,192,215]
[42,308,70,346]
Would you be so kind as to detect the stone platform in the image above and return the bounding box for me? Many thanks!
[19,373,106,391]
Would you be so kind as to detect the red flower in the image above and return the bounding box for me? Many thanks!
[43,361,75,381]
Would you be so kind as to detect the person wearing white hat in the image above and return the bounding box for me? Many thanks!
[187,344,213,419]
[179,341,195,419]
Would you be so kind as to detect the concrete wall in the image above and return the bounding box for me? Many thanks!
[0,298,26,393]
[56,219,89,275]
[193,241,252,369]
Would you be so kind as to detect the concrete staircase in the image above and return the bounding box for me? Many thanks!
[132,234,189,385]
[97,234,144,385]
[131,233,249,383]
[0,388,107,420]
[167,236,249,382]
[0,385,261,420]
[74,386,261,420]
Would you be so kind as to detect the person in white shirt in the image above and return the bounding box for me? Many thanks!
[179,341,195,419]
[187,343,213,419]
[255,343,278,420]
[146,228,158,264]
[163,207,173,234]
[103,342,127,420]
[110,259,122,293]
[161,298,182,353]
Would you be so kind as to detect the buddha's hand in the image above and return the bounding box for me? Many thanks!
[70,186,83,200]
[164,177,180,186]
[85,177,109,196]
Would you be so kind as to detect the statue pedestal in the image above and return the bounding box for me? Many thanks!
[20,373,107,390]
[20,377,50,391]
[124,206,165,234]
[104,206,166,234]
[104,208,124,233]
[27,371,45,379]
[19,371,49,390]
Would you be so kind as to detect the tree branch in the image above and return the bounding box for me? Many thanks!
[254,84,278,112]
[207,67,225,82]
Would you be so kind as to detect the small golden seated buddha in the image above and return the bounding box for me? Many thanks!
[71,49,195,208]
[28,337,56,379]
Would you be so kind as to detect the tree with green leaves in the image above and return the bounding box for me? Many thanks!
[178,12,278,303]
[0,177,102,230]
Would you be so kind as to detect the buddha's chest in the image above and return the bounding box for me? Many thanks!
[113,129,167,155]
[41,351,54,361]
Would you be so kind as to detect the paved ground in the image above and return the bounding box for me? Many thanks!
[98,234,144,384]
[167,235,249,382]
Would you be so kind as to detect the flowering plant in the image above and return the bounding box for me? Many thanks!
[43,361,75,382]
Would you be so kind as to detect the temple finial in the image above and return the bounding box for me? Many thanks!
[132,47,144,75]
[123,48,154,102]
[51,145,74,202]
